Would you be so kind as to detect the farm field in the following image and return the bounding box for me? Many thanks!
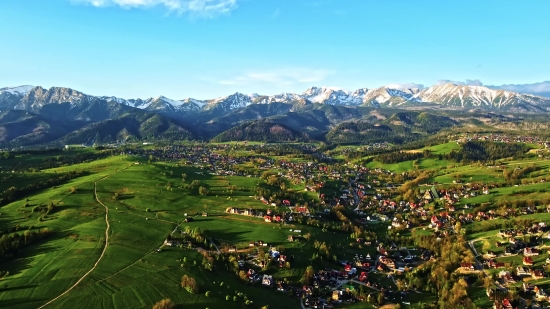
[1,138,550,309]
[0,157,302,309]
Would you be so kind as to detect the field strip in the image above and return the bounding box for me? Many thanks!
[37,173,114,308]
[112,209,175,225]
[84,196,183,287]
[90,235,173,285]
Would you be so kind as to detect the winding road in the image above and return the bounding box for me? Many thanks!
[37,178,111,309]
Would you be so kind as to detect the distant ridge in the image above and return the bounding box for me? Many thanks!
[2,83,550,114]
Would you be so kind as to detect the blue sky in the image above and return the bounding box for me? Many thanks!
[1,0,549,99]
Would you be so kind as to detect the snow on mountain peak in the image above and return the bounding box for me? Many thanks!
[182,98,207,108]
[2,83,549,114]
[156,95,183,107]
[0,85,35,95]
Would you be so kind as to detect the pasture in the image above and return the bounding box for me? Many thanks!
[0,155,319,308]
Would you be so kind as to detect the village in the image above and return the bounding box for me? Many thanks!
[127,141,550,308]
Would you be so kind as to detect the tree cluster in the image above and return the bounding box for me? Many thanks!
[0,171,87,206]
[181,274,199,294]
[375,151,425,164]
[447,141,529,163]
[0,228,52,260]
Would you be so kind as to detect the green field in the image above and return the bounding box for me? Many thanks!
[1,139,550,309]
[0,155,340,308]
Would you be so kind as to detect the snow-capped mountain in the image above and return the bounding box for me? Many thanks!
[301,87,364,105]
[203,93,253,111]
[17,86,95,110]
[413,83,550,111]
[0,85,35,95]
[1,84,550,115]
[362,86,422,107]
[0,86,36,111]
[252,92,304,104]
[101,95,204,112]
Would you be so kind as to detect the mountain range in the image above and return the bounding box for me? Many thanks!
[2,83,550,115]
[1,83,549,147]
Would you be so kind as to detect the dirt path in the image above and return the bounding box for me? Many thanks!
[91,219,184,285]
[38,177,111,308]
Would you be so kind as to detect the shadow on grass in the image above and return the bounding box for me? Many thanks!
[0,297,49,308]
[0,284,38,292]
[118,195,135,201]
[1,229,78,277]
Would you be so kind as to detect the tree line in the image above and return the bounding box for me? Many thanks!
[0,171,87,207]
[0,228,52,260]
[1,151,113,172]
[446,141,530,163]
[371,141,531,165]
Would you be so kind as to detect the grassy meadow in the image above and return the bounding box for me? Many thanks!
[0,154,344,309]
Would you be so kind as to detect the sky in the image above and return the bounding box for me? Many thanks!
[1,0,549,99]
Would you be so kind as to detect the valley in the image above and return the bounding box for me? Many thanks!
[0,133,549,309]
[4,1,549,308]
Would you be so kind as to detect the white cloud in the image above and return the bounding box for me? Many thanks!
[435,79,483,86]
[218,68,333,86]
[489,81,550,98]
[73,0,238,17]
[394,83,425,89]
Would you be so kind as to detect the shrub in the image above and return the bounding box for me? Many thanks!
[152,298,174,309]
[181,275,199,294]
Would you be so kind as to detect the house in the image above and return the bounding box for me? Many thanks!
[524,247,540,256]
[277,281,288,292]
[488,260,505,268]
[202,212,208,217]
[264,216,272,223]
[501,299,512,309]
[523,256,534,266]
[379,256,395,269]
[483,187,490,195]
[499,271,514,282]
[460,262,475,271]
[262,274,273,286]
[226,207,239,214]
[423,186,440,201]
[535,286,547,300]
[282,200,291,206]
[228,246,237,252]
[532,270,545,279]
[517,266,531,276]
